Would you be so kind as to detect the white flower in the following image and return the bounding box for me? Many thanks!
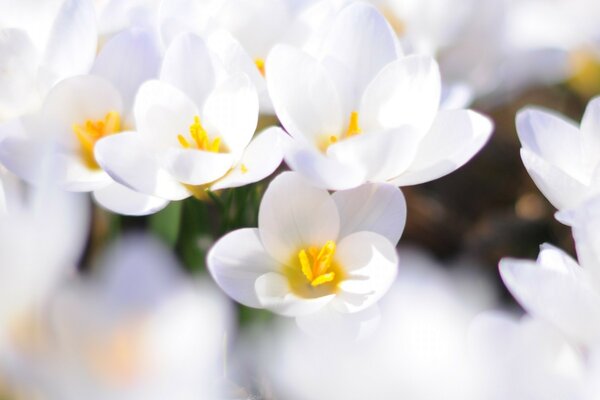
[266,2,493,190]
[0,0,97,120]
[207,171,404,336]
[94,32,287,203]
[516,96,600,223]
[0,28,170,215]
[499,226,600,349]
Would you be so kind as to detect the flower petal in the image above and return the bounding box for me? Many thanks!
[388,109,493,186]
[93,182,169,216]
[92,28,161,114]
[284,142,367,190]
[295,303,380,340]
[210,127,288,191]
[332,183,406,245]
[94,131,190,200]
[580,96,600,173]
[48,152,111,192]
[163,148,234,186]
[160,32,215,111]
[202,73,258,156]
[266,44,343,143]
[520,148,588,211]
[207,228,279,308]
[255,272,335,316]
[332,231,398,313]
[360,55,441,134]
[499,245,600,347]
[258,171,340,264]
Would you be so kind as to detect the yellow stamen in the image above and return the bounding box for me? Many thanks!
[255,58,266,77]
[73,111,121,169]
[318,112,362,152]
[178,115,222,152]
[297,240,337,287]
[568,49,600,98]
[240,163,249,174]
[345,111,361,137]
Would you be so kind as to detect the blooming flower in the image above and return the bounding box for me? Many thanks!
[0,0,97,121]
[94,32,287,204]
[516,96,600,223]
[266,2,493,190]
[207,171,404,335]
[0,28,170,215]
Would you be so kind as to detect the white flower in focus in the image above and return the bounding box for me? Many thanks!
[266,3,493,190]
[7,235,233,400]
[0,0,97,120]
[208,171,404,336]
[516,97,600,223]
[94,33,287,204]
[0,28,170,215]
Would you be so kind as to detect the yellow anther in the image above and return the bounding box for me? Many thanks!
[255,58,266,77]
[345,111,361,137]
[178,115,221,153]
[240,163,249,174]
[297,240,337,287]
[73,111,121,170]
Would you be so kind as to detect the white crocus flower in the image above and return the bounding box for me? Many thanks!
[499,196,600,349]
[94,33,287,203]
[266,2,493,190]
[208,172,404,336]
[0,0,97,121]
[0,28,169,215]
[516,96,600,223]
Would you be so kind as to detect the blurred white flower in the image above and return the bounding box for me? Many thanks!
[267,2,493,190]
[94,0,161,42]
[516,96,600,223]
[242,246,496,400]
[94,33,287,204]
[469,311,586,400]
[5,235,234,400]
[0,0,97,121]
[0,28,170,216]
[208,171,405,337]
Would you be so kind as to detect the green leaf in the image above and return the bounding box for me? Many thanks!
[149,201,182,247]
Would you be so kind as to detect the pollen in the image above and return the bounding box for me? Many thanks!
[73,111,121,170]
[298,240,337,287]
[178,115,221,153]
[255,58,266,77]
[240,163,249,174]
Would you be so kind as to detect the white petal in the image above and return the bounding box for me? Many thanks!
[41,75,123,143]
[571,198,600,289]
[93,182,169,216]
[0,120,45,184]
[258,171,340,264]
[134,80,199,150]
[163,148,234,185]
[160,32,215,111]
[207,228,279,308]
[284,143,367,190]
[321,2,399,110]
[296,303,380,340]
[327,128,420,182]
[499,248,600,347]
[94,131,190,200]
[41,0,97,85]
[516,108,586,182]
[92,28,161,113]
[388,110,493,186]
[332,183,406,245]
[266,44,343,143]
[255,272,334,317]
[48,152,111,192]
[360,55,441,134]
[581,96,600,172]
[202,73,258,156]
[332,231,398,313]
[210,127,287,191]
[520,148,588,211]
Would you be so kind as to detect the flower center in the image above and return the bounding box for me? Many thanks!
[569,49,600,98]
[254,58,266,77]
[319,111,362,152]
[73,111,121,170]
[284,240,345,298]
[177,115,221,152]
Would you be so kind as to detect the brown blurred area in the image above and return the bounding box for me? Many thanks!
[402,84,591,295]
